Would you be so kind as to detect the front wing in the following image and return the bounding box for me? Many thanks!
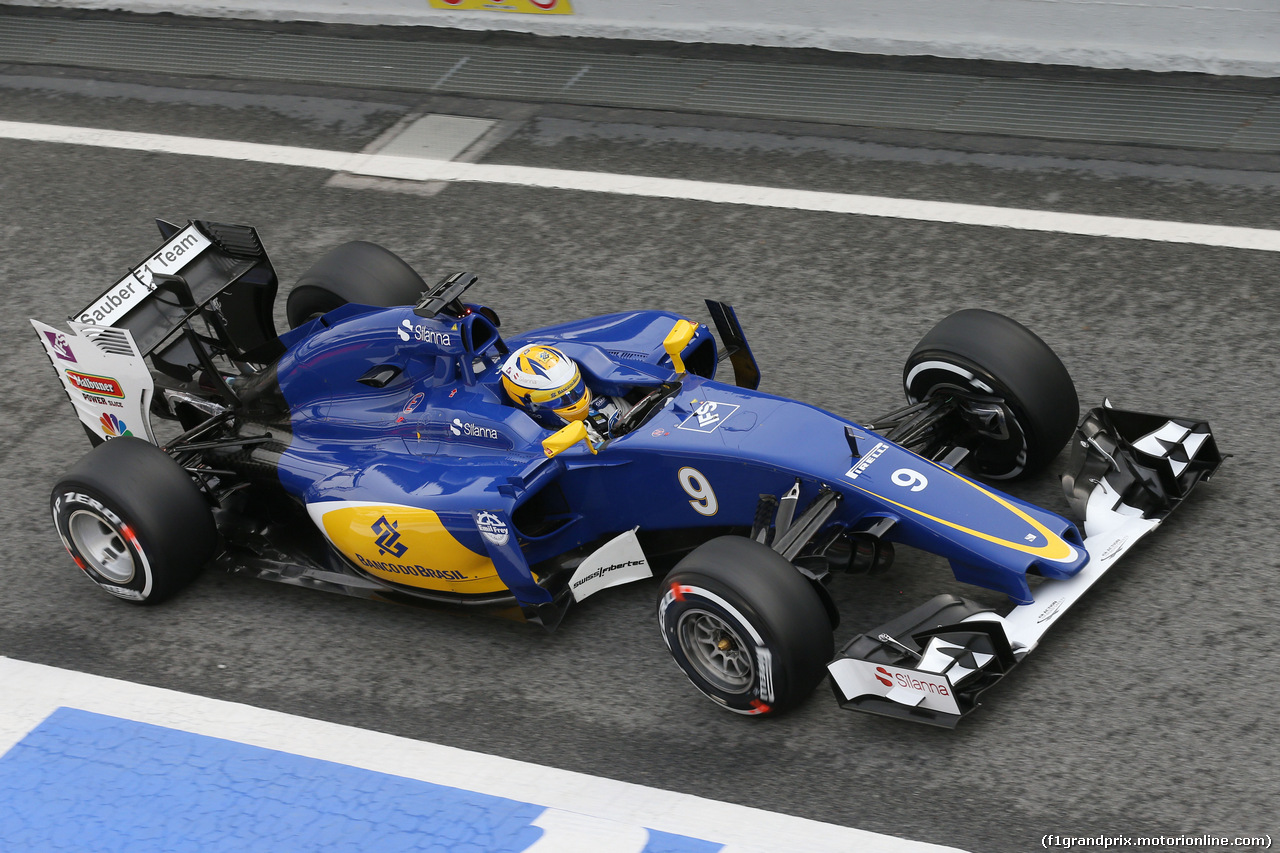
[827,403,1223,727]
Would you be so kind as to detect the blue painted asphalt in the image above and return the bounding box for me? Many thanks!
[0,708,719,853]
[0,659,964,852]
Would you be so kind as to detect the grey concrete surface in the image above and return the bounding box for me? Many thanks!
[5,8,1280,154]
[7,0,1279,76]
[1,52,1277,853]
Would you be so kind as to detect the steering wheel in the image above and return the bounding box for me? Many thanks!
[611,384,679,437]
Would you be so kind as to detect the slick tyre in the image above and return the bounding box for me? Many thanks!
[286,241,428,328]
[658,536,834,716]
[904,309,1078,480]
[51,437,217,603]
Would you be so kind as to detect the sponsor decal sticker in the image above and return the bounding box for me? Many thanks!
[66,370,125,399]
[651,427,668,437]
[44,331,77,363]
[1036,597,1065,624]
[77,224,211,325]
[396,392,426,424]
[846,441,889,480]
[879,664,952,698]
[678,400,739,434]
[99,413,132,438]
[1100,537,1127,562]
[450,418,500,440]
[354,553,465,581]
[397,319,452,346]
[316,503,506,594]
[372,516,408,558]
[570,558,647,591]
[476,511,509,547]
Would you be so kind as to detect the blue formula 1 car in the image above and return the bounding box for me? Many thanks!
[33,220,1223,726]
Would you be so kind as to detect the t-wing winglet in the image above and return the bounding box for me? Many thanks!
[414,271,479,319]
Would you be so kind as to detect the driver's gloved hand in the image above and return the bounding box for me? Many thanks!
[587,412,611,440]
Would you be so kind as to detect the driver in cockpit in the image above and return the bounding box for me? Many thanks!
[499,343,621,440]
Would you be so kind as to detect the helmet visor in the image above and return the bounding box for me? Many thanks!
[541,376,588,413]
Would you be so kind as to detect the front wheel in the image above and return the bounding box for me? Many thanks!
[904,308,1078,480]
[657,536,834,716]
[51,437,217,603]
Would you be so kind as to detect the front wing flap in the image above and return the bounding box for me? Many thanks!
[828,404,1223,727]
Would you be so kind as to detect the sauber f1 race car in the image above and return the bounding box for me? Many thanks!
[32,220,1223,727]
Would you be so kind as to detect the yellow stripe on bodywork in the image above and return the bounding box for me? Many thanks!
[316,502,509,594]
[851,475,1079,564]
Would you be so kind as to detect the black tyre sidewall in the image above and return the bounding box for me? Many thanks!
[52,437,216,603]
[286,241,428,328]
[285,286,346,329]
[905,308,1078,479]
[658,536,833,716]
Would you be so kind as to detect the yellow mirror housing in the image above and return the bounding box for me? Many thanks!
[542,420,598,458]
[663,319,698,374]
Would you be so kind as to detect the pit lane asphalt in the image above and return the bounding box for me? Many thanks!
[1,62,1277,853]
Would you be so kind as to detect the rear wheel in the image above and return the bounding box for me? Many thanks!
[51,437,217,603]
[904,309,1078,480]
[286,241,428,329]
[657,536,834,716]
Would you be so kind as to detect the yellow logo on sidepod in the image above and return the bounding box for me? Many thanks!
[316,503,509,594]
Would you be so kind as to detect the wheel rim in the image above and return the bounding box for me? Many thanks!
[676,608,754,694]
[906,361,1030,478]
[67,509,135,584]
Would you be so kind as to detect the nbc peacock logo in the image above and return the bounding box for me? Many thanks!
[99,413,133,438]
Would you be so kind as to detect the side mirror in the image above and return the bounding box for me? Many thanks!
[542,421,600,458]
[662,319,698,374]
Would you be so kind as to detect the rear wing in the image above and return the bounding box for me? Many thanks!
[33,219,284,446]
[73,219,282,369]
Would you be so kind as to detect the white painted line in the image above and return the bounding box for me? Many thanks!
[3,120,1277,252]
[0,657,965,853]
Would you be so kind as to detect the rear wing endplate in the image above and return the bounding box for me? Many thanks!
[31,319,157,445]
